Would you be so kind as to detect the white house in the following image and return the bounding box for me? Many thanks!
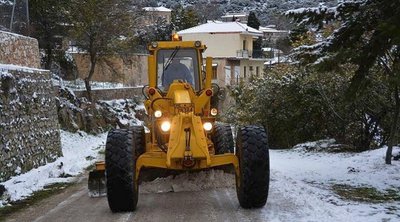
[221,13,248,23]
[142,6,172,26]
[259,25,289,43]
[178,21,266,87]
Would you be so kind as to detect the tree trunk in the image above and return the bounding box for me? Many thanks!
[85,54,97,102]
[45,47,52,70]
[386,85,400,164]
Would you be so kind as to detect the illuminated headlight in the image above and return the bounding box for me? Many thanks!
[210,108,218,116]
[203,122,213,131]
[154,110,162,118]
[161,121,171,132]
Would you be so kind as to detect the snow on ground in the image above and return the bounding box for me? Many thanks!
[140,145,400,221]
[0,63,47,73]
[1,130,399,221]
[52,78,141,90]
[269,147,400,221]
[0,131,107,207]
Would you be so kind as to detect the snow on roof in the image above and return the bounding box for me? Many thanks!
[221,13,247,18]
[262,47,283,53]
[178,22,263,37]
[143,6,171,12]
[259,26,288,33]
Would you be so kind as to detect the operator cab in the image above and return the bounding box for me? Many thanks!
[157,48,200,91]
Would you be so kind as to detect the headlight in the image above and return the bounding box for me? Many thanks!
[154,110,162,118]
[210,108,218,116]
[195,41,201,47]
[161,121,171,132]
[203,122,213,131]
[151,42,158,48]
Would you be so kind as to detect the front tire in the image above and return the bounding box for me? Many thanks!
[212,123,234,154]
[236,125,270,208]
[105,126,145,212]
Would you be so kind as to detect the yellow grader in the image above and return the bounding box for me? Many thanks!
[88,34,270,211]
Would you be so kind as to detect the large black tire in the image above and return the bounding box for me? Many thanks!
[212,123,234,154]
[105,126,145,212]
[236,125,270,208]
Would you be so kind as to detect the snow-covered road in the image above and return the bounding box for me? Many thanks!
[1,132,399,221]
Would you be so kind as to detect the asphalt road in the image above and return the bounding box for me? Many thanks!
[4,175,298,222]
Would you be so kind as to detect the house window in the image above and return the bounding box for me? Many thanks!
[244,66,247,78]
[212,65,218,79]
[243,40,246,50]
[256,66,259,76]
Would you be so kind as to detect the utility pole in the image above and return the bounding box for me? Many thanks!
[10,0,16,31]
[9,0,30,35]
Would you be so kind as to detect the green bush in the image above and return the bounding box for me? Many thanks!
[224,64,392,150]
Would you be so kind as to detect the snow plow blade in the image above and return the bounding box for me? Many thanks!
[88,170,106,197]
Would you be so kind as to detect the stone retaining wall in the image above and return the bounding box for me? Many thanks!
[0,29,63,183]
[70,87,144,101]
[0,67,62,182]
[0,31,40,68]
[72,54,148,86]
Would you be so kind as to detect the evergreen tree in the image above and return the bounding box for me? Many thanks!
[29,0,70,69]
[286,0,400,164]
[247,11,260,30]
[247,12,262,57]
[136,17,173,46]
[171,5,199,31]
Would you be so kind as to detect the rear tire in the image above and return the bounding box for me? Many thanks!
[236,125,270,208]
[212,123,234,154]
[105,126,145,212]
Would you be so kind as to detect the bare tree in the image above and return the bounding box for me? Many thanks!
[68,0,140,101]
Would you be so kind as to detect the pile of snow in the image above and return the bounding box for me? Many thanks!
[0,131,107,207]
[97,99,145,127]
[0,64,46,73]
[140,170,235,194]
[52,78,132,90]
[293,138,337,152]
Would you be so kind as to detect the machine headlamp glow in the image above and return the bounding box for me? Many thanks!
[154,110,162,118]
[151,42,158,48]
[203,122,213,131]
[161,121,171,132]
[210,108,218,116]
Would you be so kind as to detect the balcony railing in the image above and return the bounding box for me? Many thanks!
[236,49,251,58]
[236,49,266,59]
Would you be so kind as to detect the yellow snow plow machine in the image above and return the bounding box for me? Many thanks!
[88,34,270,211]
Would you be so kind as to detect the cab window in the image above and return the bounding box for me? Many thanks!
[156,48,199,91]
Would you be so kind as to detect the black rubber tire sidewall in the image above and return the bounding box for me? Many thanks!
[212,122,234,154]
[105,126,145,212]
[236,125,270,208]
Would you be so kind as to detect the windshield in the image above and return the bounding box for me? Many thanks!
[157,48,200,91]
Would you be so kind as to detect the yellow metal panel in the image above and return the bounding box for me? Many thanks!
[95,161,105,171]
[166,112,210,167]
[194,91,211,114]
[173,90,191,104]
[150,41,206,50]
[135,152,240,182]
[205,57,212,89]
[148,55,156,87]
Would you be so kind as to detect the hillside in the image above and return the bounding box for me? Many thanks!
[151,0,338,28]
